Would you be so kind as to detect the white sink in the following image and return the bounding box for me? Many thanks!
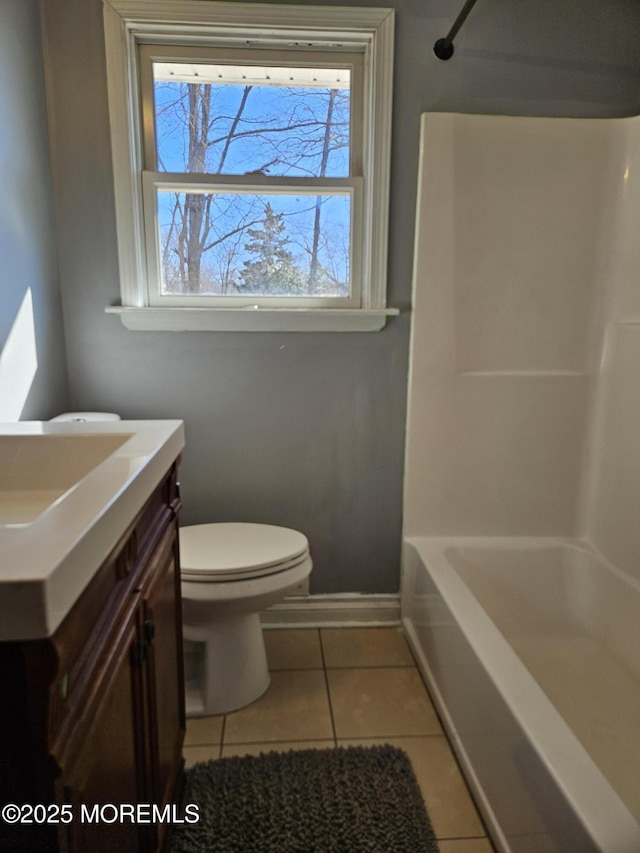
[0,420,185,640]
[0,433,132,525]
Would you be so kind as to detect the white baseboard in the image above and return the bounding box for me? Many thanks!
[260,593,401,628]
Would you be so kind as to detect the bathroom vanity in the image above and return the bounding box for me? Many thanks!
[0,421,186,853]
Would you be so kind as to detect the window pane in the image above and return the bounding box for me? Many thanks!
[156,190,351,297]
[152,63,350,178]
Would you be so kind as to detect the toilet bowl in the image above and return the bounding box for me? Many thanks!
[180,522,312,716]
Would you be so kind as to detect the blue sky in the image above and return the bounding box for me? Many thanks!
[152,76,352,295]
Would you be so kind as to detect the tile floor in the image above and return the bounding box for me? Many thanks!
[183,626,495,853]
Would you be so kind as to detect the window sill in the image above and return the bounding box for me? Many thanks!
[105,306,399,333]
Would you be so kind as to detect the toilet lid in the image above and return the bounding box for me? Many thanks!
[179,523,310,581]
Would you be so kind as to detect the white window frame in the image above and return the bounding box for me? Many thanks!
[103,0,397,332]
[139,43,364,309]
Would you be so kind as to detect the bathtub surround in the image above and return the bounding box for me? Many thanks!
[172,745,438,853]
[404,110,640,575]
[402,113,640,852]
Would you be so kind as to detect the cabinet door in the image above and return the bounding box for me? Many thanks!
[60,602,151,853]
[143,521,186,843]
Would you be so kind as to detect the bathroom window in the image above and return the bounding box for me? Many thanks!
[103,1,396,332]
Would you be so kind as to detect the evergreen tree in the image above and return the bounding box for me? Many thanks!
[238,203,306,295]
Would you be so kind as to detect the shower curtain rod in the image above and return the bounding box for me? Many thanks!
[433,0,479,60]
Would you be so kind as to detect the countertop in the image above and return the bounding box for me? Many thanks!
[0,420,185,641]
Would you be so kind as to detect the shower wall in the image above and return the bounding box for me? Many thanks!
[404,112,639,546]
[586,120,640,582]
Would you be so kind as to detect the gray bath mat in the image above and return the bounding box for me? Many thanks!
[171,744,439,852]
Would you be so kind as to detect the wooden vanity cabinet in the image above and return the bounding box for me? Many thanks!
[0,463,185,853]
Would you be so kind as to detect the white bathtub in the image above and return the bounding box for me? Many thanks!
[401,537,640,853]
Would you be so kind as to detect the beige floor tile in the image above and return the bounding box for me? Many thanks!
[339,735,485,840]
[328,667,442,738]
[224,670,334,744]
[184,714,224,746]
[222,740,334,757]
[263,628,323,670]
[321,626,415,668]
[183,744,220,768]
[438,840,494,853]
[399,736,486,839]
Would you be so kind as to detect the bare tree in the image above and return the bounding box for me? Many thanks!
[309,88,338,294]
[154,75,350,295]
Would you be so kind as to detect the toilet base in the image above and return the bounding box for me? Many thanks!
[183,611,271,716]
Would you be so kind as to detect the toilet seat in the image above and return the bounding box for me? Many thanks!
[180,522,310,583]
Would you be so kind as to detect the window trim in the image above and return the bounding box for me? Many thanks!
[103,0,397,331]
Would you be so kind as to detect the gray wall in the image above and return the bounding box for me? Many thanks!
[40,0,640,594]
[0,0,69,420]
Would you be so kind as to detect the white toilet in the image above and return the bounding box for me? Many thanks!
[180,522,312,716]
